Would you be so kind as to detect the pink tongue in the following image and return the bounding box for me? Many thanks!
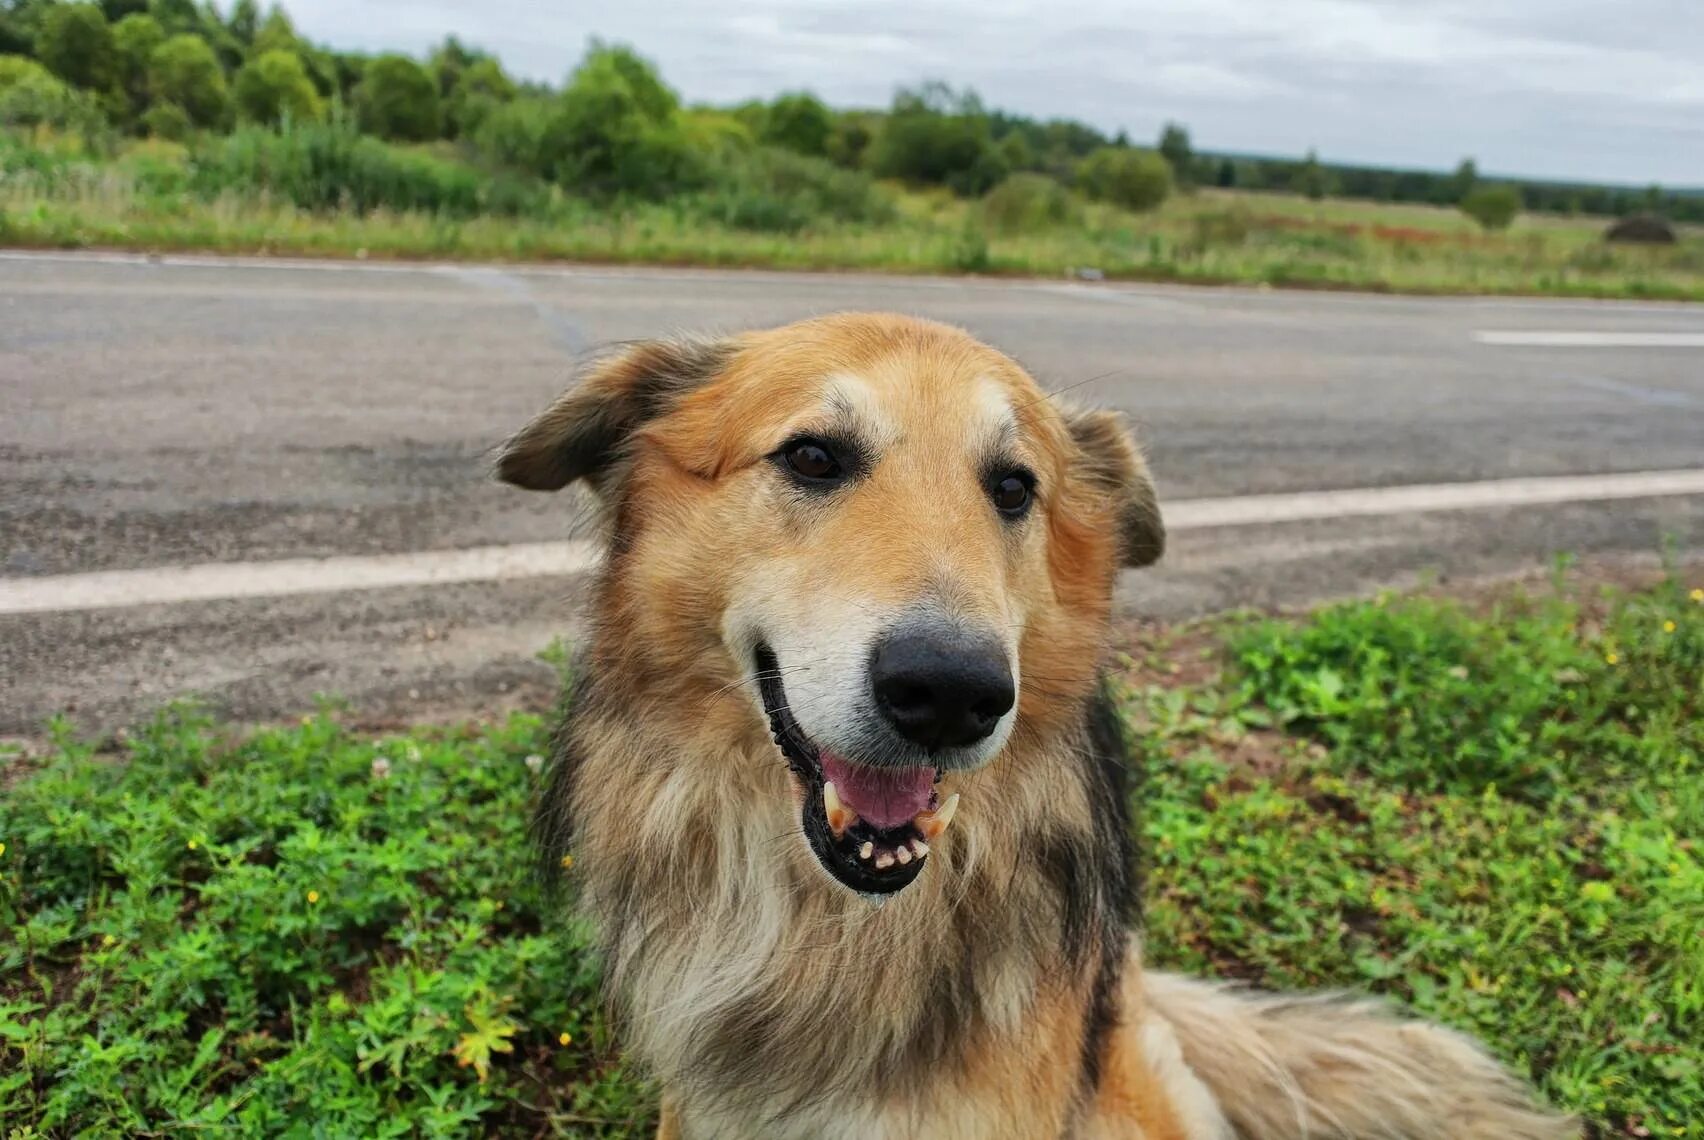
[821,752,935,830]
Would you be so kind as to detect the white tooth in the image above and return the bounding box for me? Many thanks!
[895,845,912,865]
[875,851,895,870]
[917,793,960,840]
[911,839,929,858]
[823,781,856,837]
[859,842,874,860]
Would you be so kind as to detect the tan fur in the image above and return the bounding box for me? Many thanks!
[501,313,1576,1139]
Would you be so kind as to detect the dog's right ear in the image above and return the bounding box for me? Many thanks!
[496,337,733,495]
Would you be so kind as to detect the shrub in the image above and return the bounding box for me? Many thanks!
[444,56,514,139]
[694,144,893,232]
[761,91,832,156]
[978,172,1079,234]
[139,97,191,139]
[354,54,440,141]
[34,1,118,92]
[1459,184,1521,231]
[1076,146,1172,212]
[194,121,482,215]
[111,11,163,114]
[870,83,1007,196]
[234,49,322,125]
[147,33,228,127]
[1157,122,1193,186]
[540,43,704,198]
[0,55,109,134]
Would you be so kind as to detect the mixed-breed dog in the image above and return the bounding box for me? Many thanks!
[495,313,1576,1138]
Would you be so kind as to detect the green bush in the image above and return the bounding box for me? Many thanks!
[1460,184,1522,231]
[194,121,482,215]
[444,56,514,139]
[978,172,1079,234]
[139,97,191,139]
[1076,146,1172,212]
[147,32,228,127]
[760,91,832,156]
[34,1,118,93]
[544,42,703,198]
[111,11,163,116]
[234,48,322,125]
[354,54,440,141]
[694,144,894,232]
[870,83,1007,196]
[0,55,109,134]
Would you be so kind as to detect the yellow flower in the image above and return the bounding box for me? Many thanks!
[0,841,6,858]
[560,854,574,870]
[102,933,117,947]
[1691,588,1703,603]
[1663,620,1677,633]
[1604,652,1619,665]
[558,1032,572,1047]
[306,890,321,904]
[187,839,198,850]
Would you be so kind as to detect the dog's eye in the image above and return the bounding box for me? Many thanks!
[782,439,843,482]
[991,472,1033,517]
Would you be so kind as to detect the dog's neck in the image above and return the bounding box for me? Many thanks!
[543,666,1137,1130]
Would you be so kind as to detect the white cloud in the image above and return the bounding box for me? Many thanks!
[277,0,1704,183]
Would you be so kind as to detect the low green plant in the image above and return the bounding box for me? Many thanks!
[978,172,1080,235]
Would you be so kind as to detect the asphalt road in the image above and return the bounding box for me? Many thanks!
[4,251,1702,735]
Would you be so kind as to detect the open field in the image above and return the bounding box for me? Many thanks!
[4,134,1702,301]
[4,575,1700,1137]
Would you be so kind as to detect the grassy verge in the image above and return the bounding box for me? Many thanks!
[3,576,1700,1136]
[4,133,1703,301]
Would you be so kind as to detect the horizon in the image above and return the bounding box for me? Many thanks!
[271,0,1704,188]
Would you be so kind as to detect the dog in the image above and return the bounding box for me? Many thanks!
[498,313,1576,1139]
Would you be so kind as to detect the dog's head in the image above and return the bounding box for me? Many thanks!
[500,314,1160,896]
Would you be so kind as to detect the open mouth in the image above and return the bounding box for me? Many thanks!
[756,646,959,895]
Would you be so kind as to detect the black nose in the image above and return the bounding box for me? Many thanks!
[870,626,1015,751]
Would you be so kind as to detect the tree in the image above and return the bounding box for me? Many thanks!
[1215,158,1236,188]
[234,48,321,124]
[111,11,162,116]
[1447,158,1477,204]
[147,33,227,126]
[762,91,831,156]
[444,55,514,137]
[1459,184,1521,231]
[1076,146,1172,212]
[1158,122,1193,186]
[98,0,146,20]
[226,0,259,44]
[146,0,201,35]
[540,43,701,196]
[35,2,117,92]
[869,83,1007,196]
[251,4,297,54]
[1292,149,1329,200]
[355,54,440,140]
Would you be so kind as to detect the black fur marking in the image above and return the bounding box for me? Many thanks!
[1076,683,1139,1099]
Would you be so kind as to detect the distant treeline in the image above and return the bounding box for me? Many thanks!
[2,0,1698,227]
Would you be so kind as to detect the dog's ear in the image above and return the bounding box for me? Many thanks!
[1063,407,1164,567]
[497,337,733,494]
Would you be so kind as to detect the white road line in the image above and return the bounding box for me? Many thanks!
[1476,330,1704,348]
[2,468,1701,616]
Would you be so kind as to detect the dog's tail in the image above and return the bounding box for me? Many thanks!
[1143,971,1580,1139]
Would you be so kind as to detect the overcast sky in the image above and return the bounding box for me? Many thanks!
[282,0,1703,186]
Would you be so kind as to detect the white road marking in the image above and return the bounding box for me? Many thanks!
[1476,330,1704,348]
[3,468,1702,616]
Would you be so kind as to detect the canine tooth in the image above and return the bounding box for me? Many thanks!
[911,839,929,858]
[916,793,960,840]
[823,782,857,837]
[859,842,874,860]
[875,851,895,870]
[895,845,912,865]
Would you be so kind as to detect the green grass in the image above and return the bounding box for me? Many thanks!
[3,577,1701,1136]
[4,129,1703,301]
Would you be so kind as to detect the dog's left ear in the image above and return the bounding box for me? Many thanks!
[497,337,733,495]
[1063,407,1165,567]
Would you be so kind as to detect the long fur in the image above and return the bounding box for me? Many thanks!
[504,313,1576,1139]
